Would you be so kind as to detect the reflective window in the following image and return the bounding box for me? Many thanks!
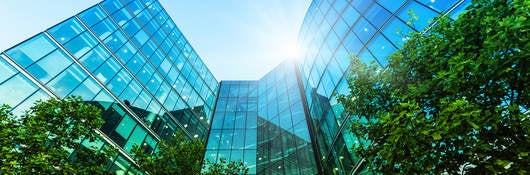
[0,58,17,83]
[364,3,391,28]
[124,125,147,152]
[353,18,376,43]
[376,0,406,13]
[79,6,106,27]
[91,18,118,40]
[397,1,438,30]
[0,74,38,108]
[27,50,72,83]
[48,17,86,44]
[6,34,56,67]
[101,0,124,14]
[80,44,111,71]
[381,17,414,47]
[351,0,372,12]
[103,30,127,52]
[111,7,133,26]
[47,64,88,98]
[114,114,136,145]
[417,0,458,13]
[367,34,397,66]
[64,32,99,58]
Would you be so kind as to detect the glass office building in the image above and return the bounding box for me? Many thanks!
[0,0,473,174]
[297,0,470,174]
[0,0,218,174]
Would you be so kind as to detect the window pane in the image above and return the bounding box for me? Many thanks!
[27,50,72,83]
[47,64,88,98]
[48,17,86,44]
[115,114,136,141]
[80,44,111,71]
[79,6,106,27]
[0,74,38,107]
[64,32,99,58]
[124,125,147,152]
[91,18,118,40]
[0,57,18,83]
[6,34,56,67]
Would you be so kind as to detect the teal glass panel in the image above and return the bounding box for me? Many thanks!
[124,125,147,152]
[115,114,136,141]
[6,34,56,67]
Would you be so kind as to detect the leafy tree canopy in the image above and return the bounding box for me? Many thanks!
[0,96,112,174]
[132,131,248,175]
[338,0,530,174]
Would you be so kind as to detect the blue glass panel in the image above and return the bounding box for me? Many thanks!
[367,34,397,67]
[108,69,132,95]
[417,0,458,13]
[64,32,99,58]
[6,34,56,67]
[381,17,414,47]
[71,78,101,100]
[364,3,391,28]
[0,74,38,107]
[125,53,147,74]
[11,90,50,115]
[343,31,363,54]
[119,81,142,104]
[450,0,471,19]
[47,64,88,98]
[353,18,376,43]
[111,7,133,26]
[94,57,121,84]
[127,0,145,15]
[79,5,106,27]
[103,30,127,52]
[358,50,376,65]
[376,0,407,13]
[397,1,439,30]
[27,50,72,83]
[91,18,118,40]
[122,20,141,38]
[351,0,372,12]
[115,42,137,63]
[101,0,124,14]
[0,57,18,83]
[49,17,86,44]
[79,44,110,71]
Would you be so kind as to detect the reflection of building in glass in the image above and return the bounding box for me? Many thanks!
[0,0,218,173]
[0,0,472,174]
[297,0,470,174]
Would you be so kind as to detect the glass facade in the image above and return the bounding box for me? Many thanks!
[0,0,218,174]
[205,62,317,175]
[297,0,471,174]
[0,0,473,174]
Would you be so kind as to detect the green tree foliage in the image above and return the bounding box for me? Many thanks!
[0,96,112,174]
[132,132,248,175]
[338,0,530,174]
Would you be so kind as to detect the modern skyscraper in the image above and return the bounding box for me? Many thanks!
[1,0,218,173]
[0,0,472,174]
[297,0,470,174]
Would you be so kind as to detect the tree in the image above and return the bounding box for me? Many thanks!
[132,132,248,175]
[0,96,112,174]
[338,0,530,174]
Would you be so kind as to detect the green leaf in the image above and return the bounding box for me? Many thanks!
[432,132,442,141]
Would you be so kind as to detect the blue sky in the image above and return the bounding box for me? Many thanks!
[0,0,311,80]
